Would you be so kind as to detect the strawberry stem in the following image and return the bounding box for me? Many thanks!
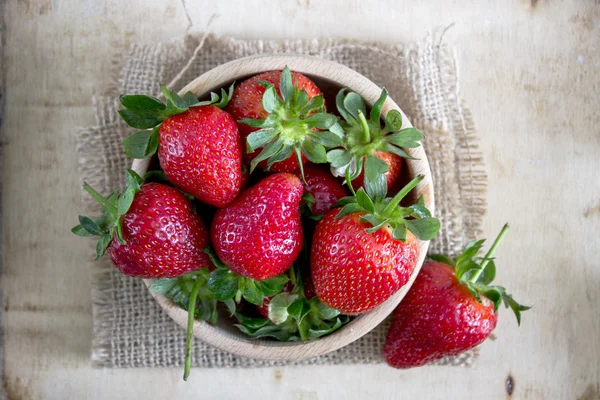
[183,276,203,381]
[382,175,424,215]
[357,111,371,144]
[469,223,510,283]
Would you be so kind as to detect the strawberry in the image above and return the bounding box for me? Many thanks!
[211,173,304,281]
[119,84,243,208]
[383,224,530,368]
[310,175,439,314]
[299,163,348,216]
[72,170,211,278]
[226,67,341,176]
[327,88,423,190]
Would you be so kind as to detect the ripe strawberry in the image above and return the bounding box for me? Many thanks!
[72,170,211,278]
[311,175,439,314]
[327,88,423,190]
[383,225,530,368]
[119,84,243,208]
[299,163,348,216]
[211,173,304,280]
[226,67,341,176]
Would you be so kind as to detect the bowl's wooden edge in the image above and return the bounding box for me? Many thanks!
[136,54,434,361]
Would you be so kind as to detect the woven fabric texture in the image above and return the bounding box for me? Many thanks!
[75,33,487,368]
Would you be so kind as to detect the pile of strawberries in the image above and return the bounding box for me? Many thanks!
[74,67,528,379]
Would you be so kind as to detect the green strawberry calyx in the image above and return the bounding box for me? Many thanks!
[430,224,532,325]
[327,88,424,184]
[148,268,225,380]
[335,173,440,242]
[234,266,349,342]
[119,83,235,159]
[240,66,341,178]
[71,169,143,259]
[203,246,290,307]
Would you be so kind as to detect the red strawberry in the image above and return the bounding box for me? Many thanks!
[72,171,211,278]
[327,88,422,190]
[299,163,348,216]
[211,173,304,280]
[311,176,439,314]
[158,106,242,207]
[120,85,243,208]
[225,67,340,175]
[383,225,530,368]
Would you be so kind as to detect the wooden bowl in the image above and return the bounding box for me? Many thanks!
[132,55,434,361]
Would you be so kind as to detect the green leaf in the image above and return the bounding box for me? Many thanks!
[262,86,280,113]
[148,278,178,295]
[246,128,278,151]
[429,254,456,267]
[224,298,237,316]
[382,142,417,160]
[364,173,387,201]
[126,169,143,187]
[78,215,104,236]
[256,274,290,297]
[386,128,424,148]
[364,154,390,183]
[280,66,294,103]
[239,118,268,128]
[355,188,375,213]
[119,94,166,113]
[250,138,285,172]
[407,203,432,218]
[384,109,403,132]
[300,94,324,113]
[370,88,387,124]
[118,109,164,130]
[502,293,531,325]
[335,89,353,122]
[240,278,263,306]
[117,189,136,217]
[391,223,407,241]
[405,217,440,240]
[455,260,482,282]
[294,89,310,112]
[143,170,167,182]
[362,214,389,232]
[207,269,239,301]
[477,259,496,285]
[180,92,200,108]
[71,224,95,237]
[317,302,340,320]
[268,293,298,325]
[303,113,337,130]
[266,145,294,169]
[309,130,343,148]
[328,122,345,137]
[95,234,112,260]
[343,92,367,120]
[335,203,365,219]
[326,149,353,168]
[301,140,327,164]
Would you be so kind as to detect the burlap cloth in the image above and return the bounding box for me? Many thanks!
[76,33,487,368]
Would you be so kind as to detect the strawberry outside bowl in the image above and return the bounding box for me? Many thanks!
[131,54,435,361]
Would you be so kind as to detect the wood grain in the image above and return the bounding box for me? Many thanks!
[1,0,599,398]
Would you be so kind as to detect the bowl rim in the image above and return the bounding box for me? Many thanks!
[133,54,434,361]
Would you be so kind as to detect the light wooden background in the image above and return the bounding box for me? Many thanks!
[1,0,599,399]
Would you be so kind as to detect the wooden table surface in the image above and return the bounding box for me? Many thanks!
[2,0,599,399]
